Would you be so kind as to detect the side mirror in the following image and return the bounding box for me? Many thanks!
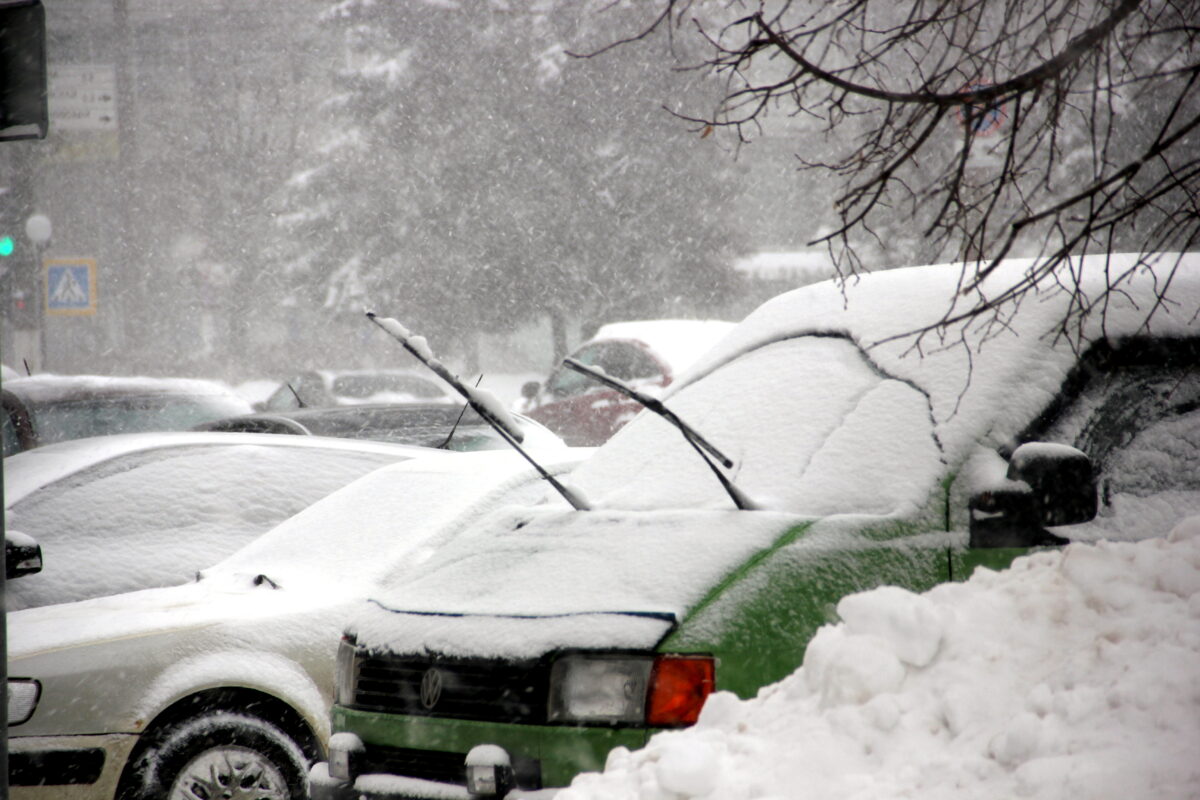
[6,530,43,579]
[520,381,541,402]
[969,443,1096,548]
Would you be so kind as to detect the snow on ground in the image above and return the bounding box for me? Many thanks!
[554,518,1200,800]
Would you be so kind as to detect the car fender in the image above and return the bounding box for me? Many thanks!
[131,648,331,742]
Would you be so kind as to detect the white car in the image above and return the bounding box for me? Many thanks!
[5,431,585,800]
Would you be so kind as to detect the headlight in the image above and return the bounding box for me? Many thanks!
[548,653,715,727]
[8,679,41,725]
[334,636,358,707]
[548,654,652,724]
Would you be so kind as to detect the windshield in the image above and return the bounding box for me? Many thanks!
[570,336,944,515]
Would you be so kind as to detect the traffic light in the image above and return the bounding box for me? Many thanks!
[0,233,14,257]
[0,0,48,141]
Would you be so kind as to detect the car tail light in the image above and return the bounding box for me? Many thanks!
[646,655,715,727]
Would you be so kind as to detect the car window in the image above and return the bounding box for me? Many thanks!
[545,342,662,397]
[571,336,943,515]
[2,410,19,457]
[29,394,251,446]
[1038,358,1200,542]
[265,373,328,410]
[331,373,443,400]
[6,443,408,610]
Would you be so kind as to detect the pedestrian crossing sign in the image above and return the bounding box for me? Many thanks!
[45,258,98,315]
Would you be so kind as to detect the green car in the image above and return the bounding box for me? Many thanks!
[313,254,1200,799]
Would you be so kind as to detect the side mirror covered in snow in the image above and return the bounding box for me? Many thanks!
[6,530,43,579]
[968,442,1096,549]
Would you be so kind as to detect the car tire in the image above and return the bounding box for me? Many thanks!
[133,711,309,800]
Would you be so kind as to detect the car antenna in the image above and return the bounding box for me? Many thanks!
[438,374,482,450]
[286,382,307,408]
[367,312,590,511]
[563,357,757,510]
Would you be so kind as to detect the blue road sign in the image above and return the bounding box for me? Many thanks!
[46,259,97,315]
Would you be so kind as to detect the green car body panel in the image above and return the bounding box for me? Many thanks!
[328,507,1039,790]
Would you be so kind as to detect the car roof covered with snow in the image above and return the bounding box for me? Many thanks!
[353,253,1200,658]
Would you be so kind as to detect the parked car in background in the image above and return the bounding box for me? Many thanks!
[260,369,451,411]
[194,402,568,452]
[519,319,736,446]
[5,430,586,800]
[0,373,252,457]
[313,253,1200,800]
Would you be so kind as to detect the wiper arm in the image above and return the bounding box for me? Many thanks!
[563,358,757,510]
[368,313,590,511]
[438,374,481,450]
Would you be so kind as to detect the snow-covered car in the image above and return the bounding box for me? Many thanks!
[313,253,1200,800]
[260,369,451,411]
[194,402,568,453]
[5,430,585,799]
[519,319,735,446]
[1,373,253,457]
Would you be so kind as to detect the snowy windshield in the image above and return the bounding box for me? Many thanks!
[6,443,406,610]
[571,335,944,516]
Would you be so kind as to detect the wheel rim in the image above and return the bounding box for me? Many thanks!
[167,744,291,800]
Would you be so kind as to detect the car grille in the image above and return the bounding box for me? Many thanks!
[353,653,552,724]
[358,744,469,785]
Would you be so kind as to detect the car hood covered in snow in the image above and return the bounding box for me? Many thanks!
[356,254,1200,657]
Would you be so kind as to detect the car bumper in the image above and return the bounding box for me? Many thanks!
[320,706,651,798]
[9,733,137,800]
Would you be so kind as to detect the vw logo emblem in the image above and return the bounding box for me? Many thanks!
[420,667,444,710]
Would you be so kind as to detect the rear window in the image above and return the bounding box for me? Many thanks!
[30,393,251,445]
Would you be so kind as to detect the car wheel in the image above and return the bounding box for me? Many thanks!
[139,711,308,800]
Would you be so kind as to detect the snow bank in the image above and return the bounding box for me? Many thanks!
[556,518,1200,800]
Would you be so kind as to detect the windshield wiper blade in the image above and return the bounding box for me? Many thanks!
[368,312,590,511]
[563,358,757,510]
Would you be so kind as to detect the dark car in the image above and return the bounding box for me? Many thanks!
[1,374,253,457]
[194,402,568,452]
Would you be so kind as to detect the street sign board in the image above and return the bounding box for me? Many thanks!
[48,63,117,131]
[45,258,97,315]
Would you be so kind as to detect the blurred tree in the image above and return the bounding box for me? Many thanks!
[268,0,747,367]
[603,0,1200,350]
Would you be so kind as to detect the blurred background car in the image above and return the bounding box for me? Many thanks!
[1,373,253,457]
[5,433,584,800]
[259,369,451,411]
[194,402,568,452]
[518,319,735,446]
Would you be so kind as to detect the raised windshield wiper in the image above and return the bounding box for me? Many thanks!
[562,358,757,510]
[368,312,590,511]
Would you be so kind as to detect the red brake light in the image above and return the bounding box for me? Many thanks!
[646,655,715,727]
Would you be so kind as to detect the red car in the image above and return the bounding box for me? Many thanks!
[520,319,735,446]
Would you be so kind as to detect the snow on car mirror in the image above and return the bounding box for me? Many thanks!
[1008,442,1097,527]
[367,312,590,511]
[968,442,1095,548]
[5,530,43,579]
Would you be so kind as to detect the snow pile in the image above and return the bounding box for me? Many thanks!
[556,519,1200,800]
